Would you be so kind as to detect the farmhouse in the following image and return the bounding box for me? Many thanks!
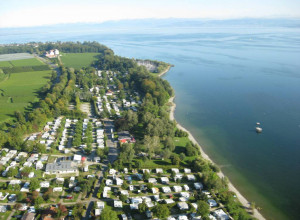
[45,49,59,58]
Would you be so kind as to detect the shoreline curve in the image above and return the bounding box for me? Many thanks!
[162,68,265,220]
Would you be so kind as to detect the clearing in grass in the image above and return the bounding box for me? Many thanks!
[0,70,52,122]
[60,53,99,68]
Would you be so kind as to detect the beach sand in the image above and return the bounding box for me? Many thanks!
[168,96,265,220]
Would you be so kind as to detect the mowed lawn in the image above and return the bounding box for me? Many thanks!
[60,53,99,68]
[0,70,52,122]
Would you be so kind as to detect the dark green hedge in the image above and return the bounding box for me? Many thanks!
[3,65,50,74]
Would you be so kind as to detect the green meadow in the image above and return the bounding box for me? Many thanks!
[0,61,13,68]
[60,53,99,68]
[9,58,44,66]
[0,70,52,122]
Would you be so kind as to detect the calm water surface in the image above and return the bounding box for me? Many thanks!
[1,25,300,219]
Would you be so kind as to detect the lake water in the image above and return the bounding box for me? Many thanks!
[1,22,300,219]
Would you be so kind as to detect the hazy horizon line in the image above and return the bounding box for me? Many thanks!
[1,16,300,29]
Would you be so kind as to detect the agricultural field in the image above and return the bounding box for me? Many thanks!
[60,53,99,68]
[9,58,44,66]
[0,61,13,68]
[0,70,52,122]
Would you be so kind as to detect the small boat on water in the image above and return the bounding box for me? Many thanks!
[256,127,262,133]
[256,122,260,125]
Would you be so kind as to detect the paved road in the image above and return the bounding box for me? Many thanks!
[103,119,119,164]
[83,119,119,218]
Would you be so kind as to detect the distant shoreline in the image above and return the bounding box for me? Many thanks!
[162,68,265,220]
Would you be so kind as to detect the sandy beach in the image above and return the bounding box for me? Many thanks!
[168,95,265,220]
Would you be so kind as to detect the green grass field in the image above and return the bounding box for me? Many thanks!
[60,53,99,68]
[0,70,52,122]
[9,58,44,66]
[0,61,13,68]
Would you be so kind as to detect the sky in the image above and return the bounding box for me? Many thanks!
[0,0,299,28]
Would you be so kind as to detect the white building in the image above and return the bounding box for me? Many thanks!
[213,209,230,220]
[156,168,163,173]
[187,174,196,181]
[40,181,50,188]
[162,186,171,193]
[114,200,123,208]
[184,168,191,173]
[177,202,189,210]
[194,182,203,190]
[161,177,169,184]
[173,185,183,192]
[53,187,63,192]
[208,199,218,207]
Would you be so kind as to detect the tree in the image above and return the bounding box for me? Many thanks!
[135,160,142,169]
[56,203,68,217]
[7,167,18,177]
[164,137,175,151]
[143,171,150,181]
[120,194,128,203]
[20,166,33,178]
[146,183,154,190]
[197,200,210,217]
[153,204,170,218]
[17,192,27,202]
[138,201,147,214]
[36,143,47,153]
[186,142,198,156]
[171,154,180,166]
[30,178,41,191]
[162,149,171,159]
[121,182,128,190]
[100,206,118,220]
[34,196,44,208]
